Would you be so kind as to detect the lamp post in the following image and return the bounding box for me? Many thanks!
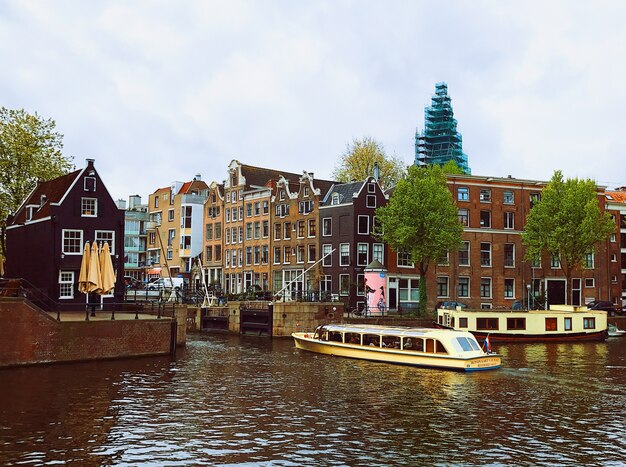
[527,284,531,310]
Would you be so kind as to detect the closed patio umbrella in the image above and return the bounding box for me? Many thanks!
[78,241,91,293]
[87,241,102,294]
[99,242,116,295]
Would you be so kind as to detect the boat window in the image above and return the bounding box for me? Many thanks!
[345,333,361,345]
[459,317,468,328]
[363,334,381,347]
[329,332,343,342]
[476,318,499,330]
[425,339,434,353]
[436,340,448,354]
[456,337,473,351]
[382,337,400,348]
[467,338,480,351]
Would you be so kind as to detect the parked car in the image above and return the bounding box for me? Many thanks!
[147,277,184,291]
[124,276,142,289]
[434,301,468,311]
[587,300,622,316]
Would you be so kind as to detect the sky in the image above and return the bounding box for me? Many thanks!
[3,0,626,203]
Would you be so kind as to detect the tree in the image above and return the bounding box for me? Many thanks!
[376,164,463,315]
[331,136,406,189]
[522,170,615,304]
[0,107,74,258]
[441,160,464,175]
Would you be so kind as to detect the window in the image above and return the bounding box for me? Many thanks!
[81,198,97,217]
[215,245,221,261]
[322,244,332,266]
[503,190,514,204]
[84,176,96,192]
[154,196,159,208]
[480,243,491,267]
[373,243,384,264]
[480,210,491,228]
[226,192,231,203]
[564,317,572,331]
[458,277,470,297]
[357,243,368,266]
[253,246,260,265]
[206,224,213,240]
[531,257,541,268]
[399,278,420,303]
[284,223,292,240]
[611,254,617,262]
[504,278,514,298]
[530,192,541,207]
[368,182,376,193]
[299,200,314,214]
[283,246,291,264]
[340,243,350,266]
[545,318,557,331]
[62,230,83,254]
[584,252,594,269]
[58,271,75,299]
[238,227,244,243]
[167,249,173,260]
[225,228,231,245]
[438,251,449,266]
[205,246,213,262]
[366,195,376,208]
[585,278,594,288]
[339,274,350,295]
[331,193,340,205]
[254,222,261,239]
[308,219,316,237]
[583,317,596,329]
[308,244,316,263]
[504,212,515,229]
[238,206,243,220]
[322,218,332,236]
[551,255,560,269]
[459,317,468,328]
[215,222,222,239]
[610,233,616,242]
[181,207,192,228]
[245,247,252,265]
[357,216,369,235]
[458,187,469,201]
[476,318,498,330]
[437,276,449,297]
[254,202,260,216]
[504,244,515,267]
[320,275,332,292]
[168,209,174,221]
[296,245,305,263]
[458,242,470,266]
[273,247,281,264]
[480,277,492,298]
[397,251,413,267]
[246,203,252,217]
[262,200,269,214]
[262,246,269,264]
[225,209,231,222]
[297,220,305,238]
[262,220,269,238]
[507,318,526,330]
[479,189,491,202]
[167,229,175,246]
[458,208,469,227]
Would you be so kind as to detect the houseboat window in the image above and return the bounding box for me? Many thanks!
[476,318,498,330]
[363,334,381,347]
[81,198,97,217]
[583,317,596,329]
[382,337,399,348]
[62,229,83,254]
[329,332,343,342]
[425,339,445,353]
[456,337,474,352]
[459,317,468,328]
[564,317,573,331]
[507,317,526,330]
[545,318,557,331]
[58,271,75,299]
[345,333,361,344]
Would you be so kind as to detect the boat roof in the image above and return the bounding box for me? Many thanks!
[319,324,473,339]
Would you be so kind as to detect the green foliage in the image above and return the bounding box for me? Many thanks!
[441,160,464,175]
[376,164,463,313]
[0,107,74,257]
[522,170,615,300]
[331,136,406,189]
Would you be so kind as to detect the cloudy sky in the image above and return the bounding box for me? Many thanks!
[3,0,626,202]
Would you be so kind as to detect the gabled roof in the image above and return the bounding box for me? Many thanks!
[321,181,364,206]
[9,169,82,224]
[239,163,335,192]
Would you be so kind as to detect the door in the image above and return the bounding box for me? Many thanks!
[388,279,398,310]
[547,279,566,306]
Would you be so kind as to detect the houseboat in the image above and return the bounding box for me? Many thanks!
[292,324,501,372]
[434,305,608,342]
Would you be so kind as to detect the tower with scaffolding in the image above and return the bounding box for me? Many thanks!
[414,82,471,174]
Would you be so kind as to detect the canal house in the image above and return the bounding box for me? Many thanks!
[5,159,125,310]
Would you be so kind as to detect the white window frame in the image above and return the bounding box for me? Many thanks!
[58,270,75,299]
[480,277,492,299]
[366,195,376,208]
[397,251,414,268]
[322,218,332,236]
[372,243,384,264]
[81,197,98,217]
[340,243,350,266]
[504,278,515,298]
[357,242,369,266]
[322,244,332,266]
[62,229,83,255]
[357,215,369,235]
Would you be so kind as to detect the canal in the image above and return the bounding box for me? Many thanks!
[1,334,625,465]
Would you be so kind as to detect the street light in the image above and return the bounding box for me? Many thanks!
[527,284,531,310]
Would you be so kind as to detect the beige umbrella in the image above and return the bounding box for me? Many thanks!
[78,241,91,293]
[99,242,116,295]
[87,241,102,294]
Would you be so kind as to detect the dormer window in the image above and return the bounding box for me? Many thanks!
[81,198,98,217]
[279,191,285,200]
[40,194,47,207]
[25,205,37,221]
[303,186,309,197]
[331,193,340,205]
[84,176,96,192]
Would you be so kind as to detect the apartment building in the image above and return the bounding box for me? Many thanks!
[432,174,619,309]
[203,181,224,287]
[604,188,626,308]
[147,176,208,283]
[319,176,389,310]
[272,172,334,299]
[117,195,148,282]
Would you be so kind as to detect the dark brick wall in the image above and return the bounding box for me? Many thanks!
[0,298,173,367]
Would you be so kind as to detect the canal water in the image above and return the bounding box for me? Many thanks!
[1,334,625,466]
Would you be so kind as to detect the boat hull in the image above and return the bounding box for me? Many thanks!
[292,334,500,372]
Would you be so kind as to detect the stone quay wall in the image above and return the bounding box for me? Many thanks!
[0,298,176,368]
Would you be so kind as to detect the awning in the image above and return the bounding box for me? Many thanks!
[147,268,162,275]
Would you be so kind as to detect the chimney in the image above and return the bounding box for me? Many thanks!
[129,195,141,209]
[195,173,202,181]
[374,162,380,181]
[116,199,127,210]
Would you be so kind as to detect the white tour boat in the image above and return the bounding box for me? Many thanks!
[435,305,608,342]
[292,324,501,372]
[608,323,626,337]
